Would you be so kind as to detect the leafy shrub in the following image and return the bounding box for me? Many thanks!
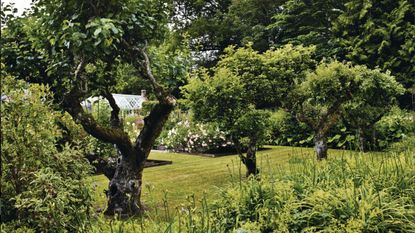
[204,152,415,232]
[374,107,415,150]
[268,109,314,147]
[389,134,415,154]
[268,107,415,151]
[155,109,234,153]
[1,75,93,232]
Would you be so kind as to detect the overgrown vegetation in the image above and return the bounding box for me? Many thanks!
[1,75,93,232]
[87,150,415,232]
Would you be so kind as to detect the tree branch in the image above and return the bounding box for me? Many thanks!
[317,99,343,134]
[74,59,84,80]
[64,95,133,156]
[102,90,122,129]
[121,39,168,102]
[233,138,247,165]
[63,60,134,157]
[135,99,175,164]
[137,47,167,101]
[120,39,177,163]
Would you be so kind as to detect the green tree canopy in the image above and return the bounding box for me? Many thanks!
[290,61,404,159]
[172,0,286,66]
[269,0,347,59]
[184,44,316,175]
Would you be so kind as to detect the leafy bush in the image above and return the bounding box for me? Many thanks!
[205,152,415,232]
[389,134,415,154]
[268,109,314,147]
[207,158,413,232]
[268,110,356,149]
[268,107,415,152]
[154,109,233,153]
[374,107,415,150]
[1,75,93,232]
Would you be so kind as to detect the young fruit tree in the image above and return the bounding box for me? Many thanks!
[342,69,405,151]
[289,61,404,159]
[183,45,316,176]
[1,0,189,216]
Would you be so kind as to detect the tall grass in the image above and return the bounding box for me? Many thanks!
[89,151,415,232]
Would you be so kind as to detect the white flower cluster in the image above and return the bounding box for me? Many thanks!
[161,121,233,153]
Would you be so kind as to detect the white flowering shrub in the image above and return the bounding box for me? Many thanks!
[123,115,144,140]
[161,120,234,153]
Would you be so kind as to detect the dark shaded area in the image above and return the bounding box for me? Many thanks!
[86,153,172,180]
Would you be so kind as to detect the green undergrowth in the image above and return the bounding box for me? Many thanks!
[89,148,415,232]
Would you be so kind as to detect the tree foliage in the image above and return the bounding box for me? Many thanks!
[290,61,404,158]
[184,44,316,175]
[333,0,415,107]
[269,0,347,59]
[216,44,316,108]
[173,0,286,66]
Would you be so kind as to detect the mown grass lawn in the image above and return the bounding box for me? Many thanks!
[92,146,354,211]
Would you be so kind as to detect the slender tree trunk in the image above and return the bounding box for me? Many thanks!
[371,128,377,151]
[245,138,259,177]
[314,131,328,160]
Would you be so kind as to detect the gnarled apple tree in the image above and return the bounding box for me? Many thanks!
[1,0,189,216]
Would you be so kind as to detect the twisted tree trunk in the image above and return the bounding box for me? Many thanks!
[234,138,259,177]
[245,138,259,177]
[314,131,328,160]
[104,100,175,216]
[63,48,176,216]
[105,152,142,215]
